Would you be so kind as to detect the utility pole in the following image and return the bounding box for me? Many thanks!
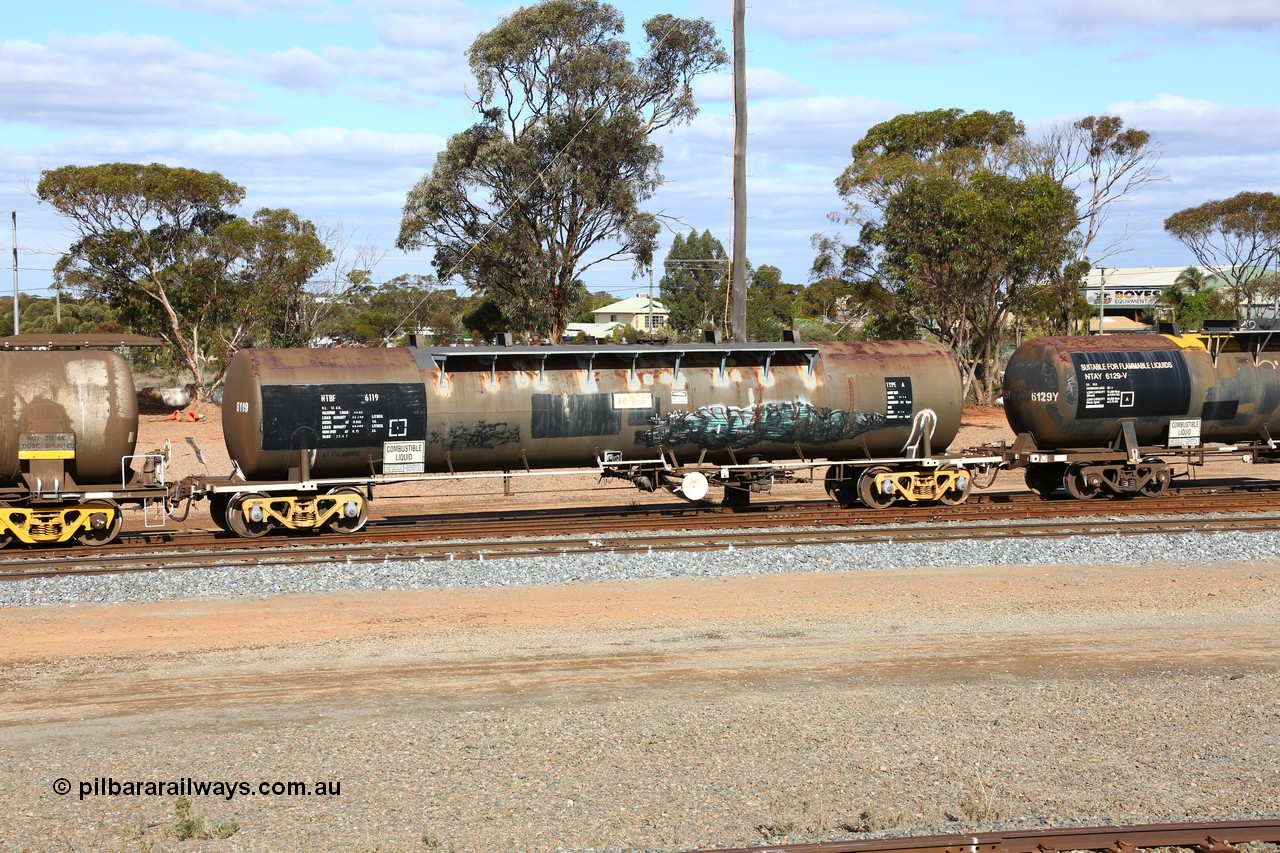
[1096,266,1106,335]
[729,0,747,342]
[10,211,18,336]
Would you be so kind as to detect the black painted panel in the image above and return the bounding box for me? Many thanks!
[261,383,426,450]
[531,393,621,438]
[1070,351,1192,420]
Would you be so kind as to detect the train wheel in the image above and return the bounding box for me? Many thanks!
[857,466,896,509]
[937,465,972,506]
[0,502,11,549]
[226,493,272,539]
[326,487,368,534]
[1140,458,1170,497]
[209,494,231,532]
[1064,464,1102,500]
[1025,463,1066,498]
[823,467,857,508]
[75,499,122,547]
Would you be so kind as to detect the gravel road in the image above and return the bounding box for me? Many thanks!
[2,538,1278,852]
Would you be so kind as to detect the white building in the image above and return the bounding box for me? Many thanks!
[564,295,669,341]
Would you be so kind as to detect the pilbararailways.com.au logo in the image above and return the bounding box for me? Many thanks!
[53,777,341,801]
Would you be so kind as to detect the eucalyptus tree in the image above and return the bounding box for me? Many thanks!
[659,228,729,335]
[1164,191,1280,319]
[824,109,1078,402]
[397,0,726,342]
[36,162,331,398]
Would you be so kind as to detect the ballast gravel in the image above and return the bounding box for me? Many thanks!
[3,528,1280,853]
[4,527,1280,608]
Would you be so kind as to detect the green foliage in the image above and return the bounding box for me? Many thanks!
[744,264,801,341]
[859,309,918,341]
[1165,191,1280,318]
[35,162,331,398]
[3,293,125,336]
[659,229,728,335]
[1012,258,1091,336]
[1159,268,1239,330]
[461,298,507,342]
[830,109,1078,403]
[169,797,238,841]
[574,291,621,323]
[247,207,334,348]
[397,0,726,342]
[326,275,466,346]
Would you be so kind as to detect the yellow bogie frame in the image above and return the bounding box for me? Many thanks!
[860,466,973,507]
[227,490,368,537]
[0,501,121,546]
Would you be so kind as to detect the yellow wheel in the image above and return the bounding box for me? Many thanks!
[937,466,972,506]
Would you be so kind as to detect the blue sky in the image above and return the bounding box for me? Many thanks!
[4,0,1279,304]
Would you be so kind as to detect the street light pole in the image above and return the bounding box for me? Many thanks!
[1096,266,1106,335]
[10,211,18,336]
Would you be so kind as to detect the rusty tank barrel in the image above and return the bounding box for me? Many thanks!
[222,341,963,481]
[1003,333,1280,448]
[0,350,139,487]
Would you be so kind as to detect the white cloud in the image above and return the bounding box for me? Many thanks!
[695,67,814,102]
[375,10,486,52]
[1050,0,1280,31]
[1106,93,1280,158]
[251,46,344,92]
[0,34,262,130]
[748,2,935,42]
[140,0,335,18]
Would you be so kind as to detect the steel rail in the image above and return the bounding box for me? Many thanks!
[4,510,1280,581]
[710,819,1280,853]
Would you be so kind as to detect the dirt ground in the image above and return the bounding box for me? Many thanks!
[4,403,1277,851]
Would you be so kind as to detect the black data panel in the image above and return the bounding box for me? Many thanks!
[261,383,426,450]
[884,376,913,424]
[1070,351,1191,420]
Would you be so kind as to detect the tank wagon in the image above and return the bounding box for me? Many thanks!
[199,339,996,537]
[1001,330,1280,499]
[0,335,170,547]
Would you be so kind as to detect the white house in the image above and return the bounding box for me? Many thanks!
[564,295,669,340]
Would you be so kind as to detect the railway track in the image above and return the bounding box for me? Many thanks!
[716,820,1280,853]
[4,482,1280,580]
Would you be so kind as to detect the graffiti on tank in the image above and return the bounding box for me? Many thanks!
[429,421,521,450]
[636,401,886,450]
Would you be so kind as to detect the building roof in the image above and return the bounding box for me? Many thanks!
[1085,266,1196,289]
[1088,315,1154,333]
[564,321,622,340]
[595,295,668,315]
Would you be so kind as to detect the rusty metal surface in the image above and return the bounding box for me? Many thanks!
[709,820,1280,853]
[222,342,964,480]
[0,333,165,350]
[221,347,424,480]
[0,350,138,487]
[1003,335,1280,448]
